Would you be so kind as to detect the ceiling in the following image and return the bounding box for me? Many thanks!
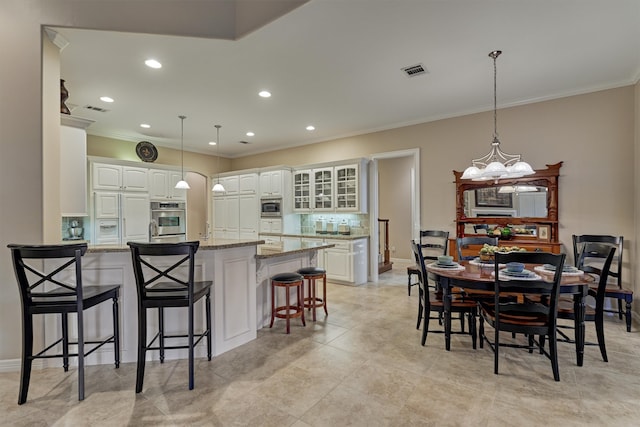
[54,0,640,158]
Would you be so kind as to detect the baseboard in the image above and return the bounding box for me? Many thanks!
[0,358,46,373]
[390,257,412,264]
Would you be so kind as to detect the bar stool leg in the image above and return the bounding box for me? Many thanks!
[299,282,306,326]
[322,274,328,315]
[269,280,276,328]
[310,277,317,321]
[285,283,291,334]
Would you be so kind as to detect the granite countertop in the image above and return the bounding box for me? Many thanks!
[86,238,265,253]
[256,240,335,259]
[260,232,369,241]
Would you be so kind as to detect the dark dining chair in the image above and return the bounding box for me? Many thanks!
[128,241,213,393]
[407,230,449,296]
[556,245,616,362]
[411,241,477,348]
[8,243,120,404]
[456,236,498,261]
[572,235,632,332]
[479,251,566,381]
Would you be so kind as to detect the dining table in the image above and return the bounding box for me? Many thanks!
[425,259,596,366]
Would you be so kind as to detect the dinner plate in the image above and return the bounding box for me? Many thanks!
[430,262,460,269]
[500,268,536,278]
[542,264,578,272]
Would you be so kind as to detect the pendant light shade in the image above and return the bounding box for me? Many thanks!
[175,115,191,190]
[212,124,226,193]
[461,51,534,181]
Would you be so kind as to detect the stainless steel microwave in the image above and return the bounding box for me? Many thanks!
[260,197,282,217]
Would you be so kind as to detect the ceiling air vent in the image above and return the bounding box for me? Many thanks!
[83,104,110,113]
[237,140,251,144]
[401,63,428,77]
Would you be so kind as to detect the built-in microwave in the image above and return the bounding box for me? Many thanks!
[260,197,282,217]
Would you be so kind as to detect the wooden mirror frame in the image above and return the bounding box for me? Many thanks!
[453,162,562,243]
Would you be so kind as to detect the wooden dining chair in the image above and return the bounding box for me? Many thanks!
[555,245,616,362]
[479,251,566,381]
[572,235,632,332]
[8,243,121,404]
[411,241,477,348]
[407,230,449,296]
[456,236,498,261]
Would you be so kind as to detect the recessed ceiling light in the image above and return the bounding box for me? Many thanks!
[306,125,315,131]
[209,141,217,146]
[246,131,255,137]
[100,96,114,103]
[258,90,271,98]
[140,123,151,129]
[145,59,162,69]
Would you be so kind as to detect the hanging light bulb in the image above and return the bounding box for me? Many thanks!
[175,115,191,190]
[212,124,226,192]
[461,50,534,181]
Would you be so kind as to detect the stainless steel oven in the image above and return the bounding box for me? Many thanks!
[150,201,186,241]
[260,197,282,217]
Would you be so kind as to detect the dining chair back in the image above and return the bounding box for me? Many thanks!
[412,241,477,348]
[456,236,498,261]
[572,234,632,332]
[128,241,213,393]
[8,243,120,403]
[479,251,566,381]
[557,245,615,361]
[407,230,449,296]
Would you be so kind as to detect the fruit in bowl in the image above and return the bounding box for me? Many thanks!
[479,243,526,259]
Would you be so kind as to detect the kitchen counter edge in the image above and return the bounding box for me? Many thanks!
[260,232,369,241]
[86,239,265,253]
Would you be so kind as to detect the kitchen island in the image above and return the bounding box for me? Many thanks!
[45,238,332,366]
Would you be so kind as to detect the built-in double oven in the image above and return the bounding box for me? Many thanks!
[149,201,187,242]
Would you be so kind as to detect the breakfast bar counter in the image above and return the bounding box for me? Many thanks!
[47,238,331,366]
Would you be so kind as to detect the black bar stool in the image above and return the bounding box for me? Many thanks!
[297,267,327,321]
[269,272,305,334]
[128,241,213,393]
[8,243,120,404]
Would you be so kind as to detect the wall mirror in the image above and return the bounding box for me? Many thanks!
[453,162,562,244]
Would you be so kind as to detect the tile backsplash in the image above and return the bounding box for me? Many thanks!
[299,213,369,235]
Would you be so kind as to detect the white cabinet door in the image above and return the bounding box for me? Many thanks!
[313,167,334,211]
[122,193,150,242]
[325,244,351,282]
[168,171,187,200]
[93,163,122,190]
[259,218,282,233]
[122,166,148,191]
[259,170,283,197]
[220,176,239,195]
[239,194,259,238]
[214,195,240,239]
[149,169,169,199]
[94,192,119,218]
[293,170,312,212]
[239,173,258,194]
[335,164,359,211]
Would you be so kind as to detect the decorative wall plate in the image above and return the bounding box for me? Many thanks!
[136,141,158,162]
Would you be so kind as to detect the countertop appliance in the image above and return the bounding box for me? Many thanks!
[150,201,186,242]
[260,197,282,218]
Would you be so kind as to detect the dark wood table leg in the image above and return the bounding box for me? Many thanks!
[442,277,452,351]
[573,287,586,367]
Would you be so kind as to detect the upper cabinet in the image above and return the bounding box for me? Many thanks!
[239,173,259,194]
[292,159,368,214]
[92,162,148,192]
[149,169,186,200]
[60,115,93,217]
[259,170,284,197]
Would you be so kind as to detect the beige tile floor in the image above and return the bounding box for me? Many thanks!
[2,261,640,426]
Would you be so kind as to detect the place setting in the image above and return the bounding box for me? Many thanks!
[533,263,584,277]
[495,262,542,280]
[428,255,466,271]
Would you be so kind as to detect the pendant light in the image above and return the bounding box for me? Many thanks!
[461,51,534,182]
[212,124,226,192]
[174,115,191,190]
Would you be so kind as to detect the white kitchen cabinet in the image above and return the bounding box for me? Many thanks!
[259,218,282,234]
[323,238,368,285]
[313,167,334,211]
[335,163,367,213]
[239,194,259,239]
[60,115,93,217]
[121,193,150,242]
[94,192,119,218]
[213,195,239,239]
[219,175,239,195]
[259,170,284,197]
[293,170,312,212]
[149,169,186,200]
[239,173,259,194]
[92,163,148,192]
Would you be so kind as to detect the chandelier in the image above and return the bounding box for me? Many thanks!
[461,51,534,181]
